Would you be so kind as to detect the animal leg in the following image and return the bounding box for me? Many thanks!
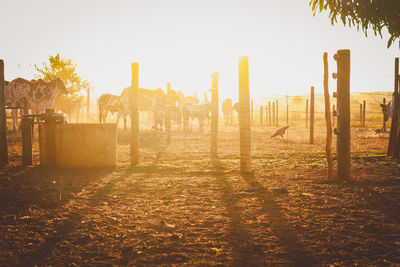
[116,112,121,129]
[123,115,127,130]
[11,109,18,131]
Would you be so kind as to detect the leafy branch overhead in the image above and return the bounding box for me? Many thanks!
[34,54,91,96]
[309,0,400,48]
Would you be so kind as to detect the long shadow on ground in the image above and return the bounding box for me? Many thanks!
[212,159,266,266]
[14,165,161,266]
[240,170,316,266]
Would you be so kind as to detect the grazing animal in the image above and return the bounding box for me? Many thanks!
[98,87,169,130]
[182,103,211,132]
[374,128,384,135]
[175,91,199,105]
[222,98,233,125]
[98,89,129,130]
[271,125,289,138]
[380,94,397,129]
[233,102,239,113]
[5,77,67,130]
[53,95,82,122]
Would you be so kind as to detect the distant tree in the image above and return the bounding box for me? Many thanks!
[309,0,400,48]
[34,54,91,97]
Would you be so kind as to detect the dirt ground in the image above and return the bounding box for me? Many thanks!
[1,123,400,266]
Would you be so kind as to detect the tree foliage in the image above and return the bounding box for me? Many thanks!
[35,54,91,96]
[309,0,400,48]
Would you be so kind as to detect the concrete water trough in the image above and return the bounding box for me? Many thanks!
[39,123,117,168]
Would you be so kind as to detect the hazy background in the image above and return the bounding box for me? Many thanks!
[0,0,399,101]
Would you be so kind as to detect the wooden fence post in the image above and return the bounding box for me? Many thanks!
[260,106,263,125]
[323,52,333,179]
[272,102,276,126]
[388,58,399,157]
[286,95,289,126]
[362,100,366,127]
[332,104,336,128]
[0,60,8,167]
[335,49,351,180]
[306,99,309,128]
[383,98,386,131]
[210,72,219,158]
[310,86,315,144]
[21,117,33,165]
[238,57,251,173]
[268,101,271,126]
[276,100,279,126]
[130,63,139,165]
[359,103,363,126]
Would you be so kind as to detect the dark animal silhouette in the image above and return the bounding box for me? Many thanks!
[271,125,289,138]
[374,128,384,135]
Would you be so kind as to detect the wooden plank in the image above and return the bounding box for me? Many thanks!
[336,49,351,180]
[310,86,315,144]
[323,52,333,179]
[0,60,8,167]
[238,57,251,173]
[130,63,139,165]
[383,98,386,131]
[210,72,218,157]
[276,100,279,126]
[362,100,366,127]
[388,58,399,157]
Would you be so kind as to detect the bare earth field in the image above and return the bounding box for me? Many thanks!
[1,124,400,266]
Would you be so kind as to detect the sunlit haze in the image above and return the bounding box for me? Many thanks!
[1,0,399,101]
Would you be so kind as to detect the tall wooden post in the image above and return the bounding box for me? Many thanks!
[323,52,333,179]
[310,86,315,144]
[306,99,309,128]
[336,49,351,180]
[268,101,271,126]
[210,72,219,157]
[276,100,279,126]
[388,58,399,157]
[260,106,263,125]
[238,57,251,173]
[21,117,33,165]
[286,95,289,126]
[130,63,139,165]
[332,104,336,127]
[272,102,276,126]
[0,60,8,167]
[362,100,366,127]
[359,103,363,126]
[251,100,254,125]
[383,98,386,131]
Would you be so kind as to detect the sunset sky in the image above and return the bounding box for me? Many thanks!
[1,0,399,102]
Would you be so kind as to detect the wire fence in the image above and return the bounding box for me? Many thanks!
[5,91,393,133]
